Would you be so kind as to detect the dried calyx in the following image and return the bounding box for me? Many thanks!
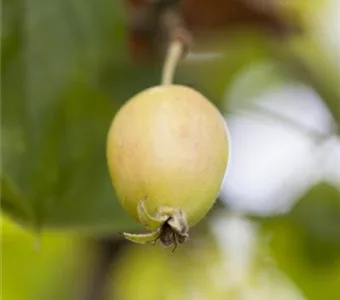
[121,198,189,252]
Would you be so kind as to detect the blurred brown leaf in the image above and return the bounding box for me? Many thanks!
[125,0,300,61]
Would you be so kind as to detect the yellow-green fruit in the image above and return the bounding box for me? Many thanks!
[107,85,229,229]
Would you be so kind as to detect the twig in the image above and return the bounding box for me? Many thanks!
[158,2,192,85]
[161,39,184,84]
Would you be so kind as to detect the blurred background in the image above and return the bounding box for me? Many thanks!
[2,0,340,299]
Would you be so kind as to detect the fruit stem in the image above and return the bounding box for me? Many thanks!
[161,39,184,85]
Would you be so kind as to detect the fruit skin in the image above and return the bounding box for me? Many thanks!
[107,84,229,228]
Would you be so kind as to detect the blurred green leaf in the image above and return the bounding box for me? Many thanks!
[261,183,340,300]
[1,214,90,300]
[0,176,33,226]
[180,31,275,109]
[2,0,139,232]
[273,37,340,128]
[225,59,288,111]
